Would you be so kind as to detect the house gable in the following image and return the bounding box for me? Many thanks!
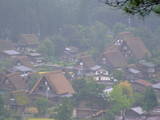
[30,71,75,97]
[29,77,56,97]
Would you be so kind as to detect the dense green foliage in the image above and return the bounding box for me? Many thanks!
[112,69,125,80]
[142,88,158,111]
[54,99,73,120]
[72,78,107,108]
[105,0,160,16]
[0,95,4,117]
[0,58,13,72]
[38,39,55,60]
[34,97,49,115]
[109,81,134,119]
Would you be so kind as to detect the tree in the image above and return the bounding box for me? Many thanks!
[72,78,107,108]
[38,39,55,60]
[0,95,7,120]
[112,69,125,81]
[143,88,158,111]
[55,99,73,120]
[50,35,67,57]
[34,97,49,115]
[109,81,134,120]
[105,111,115,120]
[0,58,13,72]
[104,0,160,16]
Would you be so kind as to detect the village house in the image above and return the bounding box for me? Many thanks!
[125,64,144,80]
[149,106,160,116]
[101,32,151,69]
[0,72,28,92]
[26,52,45,64]
[17,34,39,52]
[132,79,152,92]
[0,50,21,59]
[102,45,128,68]
[115,32,151,60]
[12,65,34,75]
[61,46,79,62]
[29,71,75,100]
[137,60,156,79]
[77,55,95,69]
[126,68,142,80]
[13,56,33,68]
[62,67,77,81]
[74,54,96,77]
[73,101,102,119]
[125,106,146,120]
[91,68,115,85]
[73,107,99,119]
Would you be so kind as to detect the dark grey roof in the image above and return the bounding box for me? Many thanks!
[152,82,160,89]
[131,106,146,115]
[128,68,141,74]
[14,65,33,72]
[139,60,155,68]
[3,50,20,55]
[90,65,101,71]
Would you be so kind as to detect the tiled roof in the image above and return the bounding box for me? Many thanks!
[14,65,33,72]
[131,106,146,115]
[135,80,152,87]
[3,50,20,55]
[152,82,160,89]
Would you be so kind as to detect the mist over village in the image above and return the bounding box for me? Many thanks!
[0,0,160,120]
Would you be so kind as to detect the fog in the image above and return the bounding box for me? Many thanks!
[0,0,160,120]
[0,0,159,40]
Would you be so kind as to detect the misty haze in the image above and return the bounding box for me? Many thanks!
[0,0,160,120]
